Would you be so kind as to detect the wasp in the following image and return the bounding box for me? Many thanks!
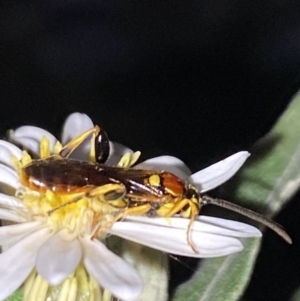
[19,125,292,253]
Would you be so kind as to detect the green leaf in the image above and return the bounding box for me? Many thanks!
[172,238,260,301]
[290,286,300,301]
[234,90,300,213]
[4,289,22,301]
[172,90,300,301]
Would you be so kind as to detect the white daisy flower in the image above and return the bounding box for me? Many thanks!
[0,113,261,301]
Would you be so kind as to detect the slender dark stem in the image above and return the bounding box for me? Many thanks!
[202,195,292,244]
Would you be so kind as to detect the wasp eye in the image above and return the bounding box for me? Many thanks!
[95,128,110,163]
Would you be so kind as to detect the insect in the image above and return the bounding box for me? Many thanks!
[19,125,292,253]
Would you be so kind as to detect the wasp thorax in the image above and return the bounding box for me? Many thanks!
[148,174,161,187]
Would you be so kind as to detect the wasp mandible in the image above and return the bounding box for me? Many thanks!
[19,125,292,253]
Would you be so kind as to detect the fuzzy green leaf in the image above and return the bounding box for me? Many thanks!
[172,90,300,301]
[4,289,22,301]
[290,286,300,301]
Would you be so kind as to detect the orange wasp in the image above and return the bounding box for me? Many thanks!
[19,125,292,252]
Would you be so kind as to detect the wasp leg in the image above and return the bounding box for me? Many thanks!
[182,200,199,253]
[92,203,157,241]
[87,184,126,199]
[47,183,126,215]
[107,199,128,208]
[59,125,101,159]
[156,199,200,254]
[87,184,128,210]
[124,203,153,215]
[47,193,86,215]
[93,203,153,239]
[91,209,127,239]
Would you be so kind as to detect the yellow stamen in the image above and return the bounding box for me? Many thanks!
[21,151,32,166]
[103,289,113,301]
[23,269,36,300]
[11,155,22,174]
[24,271,49,301]
[129,151,141,166]
[40,136,51,159]
[23,265,107,301]
[57,277,74,301]
[89,277,102,301]
[75,262,89,296]
[54,141,63,155]
[117,153,131,168]
[117,151,141,168]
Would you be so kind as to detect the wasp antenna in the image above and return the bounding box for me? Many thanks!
[59,126,101,158]
[201,195,292,244]
[168,254,196,272]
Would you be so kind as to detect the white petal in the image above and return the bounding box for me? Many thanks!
[196,215,262,236]
[0,193,25,209]
[0,227,51,301]
[36,231,82,285]
[0,142,22,168]
[0,221,43,246]
[189,151,250,192]
[106,142,133,166]
[80,236,143,301]
[110,221,244,258]
[0,141,22,158]
[0,191,26,223]
[9,137,40,156]
[0,146,17,169]
[0,163,17,176]
[61,114,133,163]
[0,164,20,189]
[123,216,262,237]
[60,113,95,160]
[0,208,27,222]
[9,126,58,155]
[61,112,94,145]
[135,156,192,179]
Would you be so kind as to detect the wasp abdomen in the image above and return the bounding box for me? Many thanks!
[20,158,116,193]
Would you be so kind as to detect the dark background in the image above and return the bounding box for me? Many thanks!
[2,1,300,300]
